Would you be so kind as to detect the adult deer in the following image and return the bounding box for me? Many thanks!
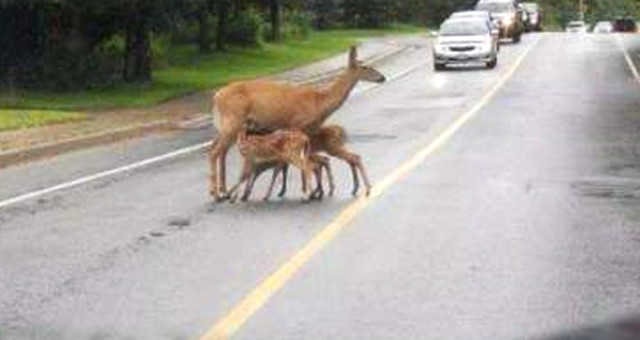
[209,45,385,200]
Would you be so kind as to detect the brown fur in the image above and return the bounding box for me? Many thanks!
[226,128,327,202]
[209,46,385,201]
[242,125,370,200]
[310,125,371,196]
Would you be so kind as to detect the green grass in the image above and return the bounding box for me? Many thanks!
[0,27,424,112]
[0,110,86,131]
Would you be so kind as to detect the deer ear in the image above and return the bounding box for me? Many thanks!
[348,46,357,68]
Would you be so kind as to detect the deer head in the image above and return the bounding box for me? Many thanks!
[348,46,386,83]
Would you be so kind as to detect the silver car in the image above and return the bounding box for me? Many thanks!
[449,10,501,40]
[433,18,500,71]
[593,21,613,34]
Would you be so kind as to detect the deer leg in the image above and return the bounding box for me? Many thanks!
[353,156,372,197]
[310,155,330,200]
[277,164,289,198]
[241,171,258,202]
[227,160,253,204]
[349,162,360,196]
[310,166,324,200]
[300,160,317,201]
[209,137,221,198]
[300,169,307,194]
[242,165,269,202]
[327,148,366,197]
[290,159,314,200]
[264,167,282,201]
[219,147,230,195]
[209,134,234,201]
[324,160,336,197]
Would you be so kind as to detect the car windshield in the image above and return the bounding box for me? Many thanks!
[476,2,511,13]
[451,12,486,19]
[440,20,489,36]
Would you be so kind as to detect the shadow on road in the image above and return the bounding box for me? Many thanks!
[536,315,640,340]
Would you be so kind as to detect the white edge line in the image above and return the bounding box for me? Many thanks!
[0,55,427,210]
[0,142,211,209]
[617,34,640,84]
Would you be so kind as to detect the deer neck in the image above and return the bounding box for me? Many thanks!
[313,69,358,127]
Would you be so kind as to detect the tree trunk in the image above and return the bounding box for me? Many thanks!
[123,19,151,83]
[216,0,229,51]
[269,0,282,41]
[197,8,212,53]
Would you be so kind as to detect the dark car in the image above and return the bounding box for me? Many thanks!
[613,17,637,32]
[522,2,542,31]
[476,0,524,43]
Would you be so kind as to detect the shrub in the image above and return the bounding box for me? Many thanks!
[227,8,264,46]
[35,34,122,90]
[150,34,172,69]
[283,11,313,40]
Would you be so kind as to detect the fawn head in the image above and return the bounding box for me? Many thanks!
[348,46,386,84]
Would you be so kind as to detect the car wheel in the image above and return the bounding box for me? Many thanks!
[513,32,522,43]
[486,57,498,69]
[434,62,446,71]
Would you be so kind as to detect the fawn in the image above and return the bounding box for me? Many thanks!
[243,124,371,200]
[226,127,332,202]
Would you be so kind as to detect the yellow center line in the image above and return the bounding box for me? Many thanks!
[197,36,542,340]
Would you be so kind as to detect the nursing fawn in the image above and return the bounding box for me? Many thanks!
[243,124,370,200]
[226,127,332,202]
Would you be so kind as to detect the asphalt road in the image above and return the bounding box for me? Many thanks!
[1,33,640,340]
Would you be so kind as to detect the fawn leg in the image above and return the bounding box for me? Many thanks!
[242,165,269,202]
[278,164,289,198]
[227,160,253,203]
[324,161,336,197]
[310,166,324,200]
[263,167,282,201]
[350,162,360,196]
[353,157,372,197]
[241,170,258,202]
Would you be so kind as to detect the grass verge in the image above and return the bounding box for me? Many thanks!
[0,110,86,132]
[0,27,424,112]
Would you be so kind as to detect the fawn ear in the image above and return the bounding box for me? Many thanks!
[348,45,357,68]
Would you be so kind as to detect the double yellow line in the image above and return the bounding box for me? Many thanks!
[197,37,542,340]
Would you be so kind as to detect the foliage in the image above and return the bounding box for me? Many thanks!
[538,0,640,28]
[1,28,414,111]
[227,7,265,46]
[0,0,489,92]
[0,110,85,131]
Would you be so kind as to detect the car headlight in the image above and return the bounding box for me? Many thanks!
[434,44,447,53]
[479,42,492,52]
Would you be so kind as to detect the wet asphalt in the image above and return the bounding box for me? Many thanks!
[1,33,640,340]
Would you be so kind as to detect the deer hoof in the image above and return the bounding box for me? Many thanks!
[229,193,241,204]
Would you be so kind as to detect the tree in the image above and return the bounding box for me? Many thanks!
[268,0,282,41]
[216,0,231,50]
